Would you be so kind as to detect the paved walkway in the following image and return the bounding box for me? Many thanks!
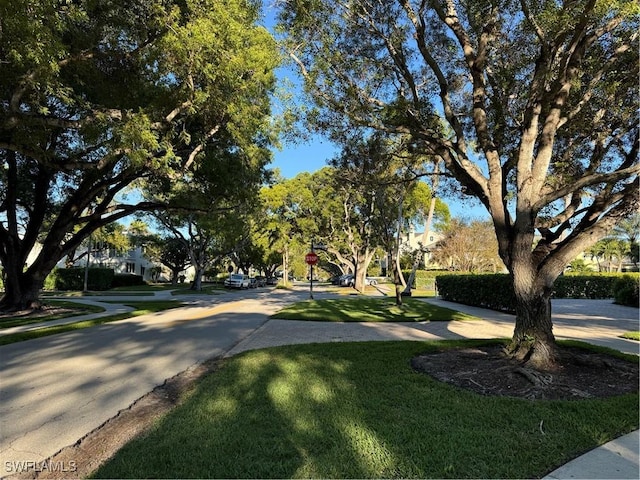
[226,296,640,356]
[1,286,638,479]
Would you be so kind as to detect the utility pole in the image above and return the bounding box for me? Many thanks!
[310,239,314,299]
[83,234,92,292]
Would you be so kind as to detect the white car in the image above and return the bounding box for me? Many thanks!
[224,274,250,289]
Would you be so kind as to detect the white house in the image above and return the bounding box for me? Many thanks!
[399,226,444,268]
[59,246,161,282]
[379,227,444,275]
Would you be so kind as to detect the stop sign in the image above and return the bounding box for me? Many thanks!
[305,252,319,265]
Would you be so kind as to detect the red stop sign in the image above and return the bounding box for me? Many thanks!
[305,252,319,265]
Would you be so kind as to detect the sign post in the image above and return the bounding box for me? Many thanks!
[305,244,319,299]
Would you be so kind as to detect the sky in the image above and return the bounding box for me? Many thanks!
[269,135,337,179]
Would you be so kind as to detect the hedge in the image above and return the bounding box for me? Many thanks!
[401,270,452,290]
[553,275,619,299]
[54,267,114,291]
[436,274,515,312]
[436,272,640,313]
[612,275,639,307]
[111,274,146,288]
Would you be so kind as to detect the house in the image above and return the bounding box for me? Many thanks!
[379,228,444,275]
[60,246,163,282]
[397,227,444,269]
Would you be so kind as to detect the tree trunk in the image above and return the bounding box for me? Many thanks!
[352,249,374,292]
[282,247,289,287]
[388,247,403,306]
[191,267,204,291]
[394,201,407,290]
[0,271,44,312]
[171,268,181,285]
[403,165,439,295]
[505,273,558,370]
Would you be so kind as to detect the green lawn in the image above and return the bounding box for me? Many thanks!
[271,297,478,322]
[0,300,105,329]
[0,300,184,345]
[92,340,639,479]
[40,291,148,297]
[621,331,640,341]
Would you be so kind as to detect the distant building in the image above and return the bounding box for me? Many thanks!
[379,228,444,275]
[60,246,161,282]
[400,227,444,269]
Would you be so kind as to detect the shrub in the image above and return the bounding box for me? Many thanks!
[111,274,146,288]
[436,272,639,312]
[436,274,516,313]
[43,269,57,291]
[553,275,617,299]
[55,268,114,291]
[612,275,639,307]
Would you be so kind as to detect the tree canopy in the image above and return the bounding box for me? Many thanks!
[0,0,280,310]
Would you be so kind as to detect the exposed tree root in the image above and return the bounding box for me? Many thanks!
[515,367,553,387]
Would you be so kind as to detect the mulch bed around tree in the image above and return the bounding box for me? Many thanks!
[0,306,74,321]
[411,344,639,400]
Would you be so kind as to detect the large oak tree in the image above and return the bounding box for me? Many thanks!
[279,0,639,368]
[0,0,279,310]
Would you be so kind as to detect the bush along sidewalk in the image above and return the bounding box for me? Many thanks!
[436,273,640,313]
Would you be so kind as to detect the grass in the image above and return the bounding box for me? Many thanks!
[40,291,148,297]
[621,331,640,341]
[271,297,479,322]
[91,340,639,479]
[0,300,184,346]
[0,300,105,329]
[38,283,227,297]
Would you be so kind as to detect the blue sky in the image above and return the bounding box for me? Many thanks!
[269,135,337,179]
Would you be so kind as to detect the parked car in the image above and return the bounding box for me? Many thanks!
[266,277,278,285]
[255,276,267,287]
[224,274,250,289]
[248,277,258,288]
[365,277,378,286]
[338,274,354,286]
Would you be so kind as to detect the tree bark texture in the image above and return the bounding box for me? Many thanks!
[0,270,45,312]
[507,284,557,370]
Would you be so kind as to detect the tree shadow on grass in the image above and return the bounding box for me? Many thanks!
[91,341,639,479]
[272,297,474,323]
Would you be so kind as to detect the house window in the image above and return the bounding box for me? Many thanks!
[126,262,135,273]
[430,236,434,242]
[140,266,146,278]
